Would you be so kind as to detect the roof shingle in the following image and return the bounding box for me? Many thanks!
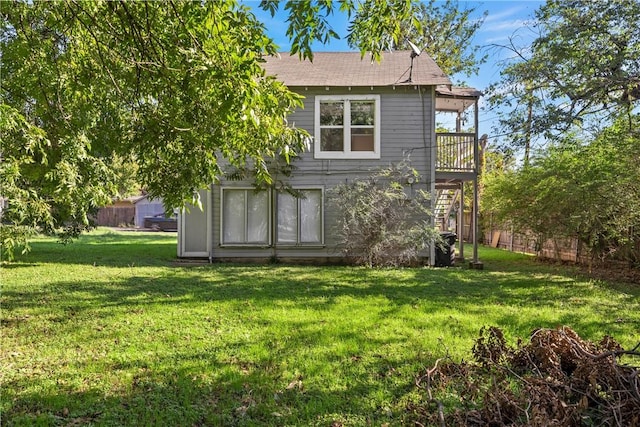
[262,51,452,87]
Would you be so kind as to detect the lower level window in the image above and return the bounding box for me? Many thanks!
[222,189,269,244]
[277,190,323,244]
[221,188,323,246]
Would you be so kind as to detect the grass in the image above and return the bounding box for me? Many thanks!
[1,229,638,426]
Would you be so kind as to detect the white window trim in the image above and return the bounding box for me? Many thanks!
[314,94,381,159]
[276,187,325,246]
[220,187,271,247]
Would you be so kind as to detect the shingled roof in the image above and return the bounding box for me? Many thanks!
[262,51,452,87]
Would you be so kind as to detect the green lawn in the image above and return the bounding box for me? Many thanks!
[1,229,638,426]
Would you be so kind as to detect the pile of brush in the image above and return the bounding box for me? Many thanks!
[409,326,640,426]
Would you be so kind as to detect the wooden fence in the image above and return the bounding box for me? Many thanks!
[483,227,587,262]
[96,206,135,227]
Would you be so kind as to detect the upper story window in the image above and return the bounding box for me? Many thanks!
[314,95,380,159]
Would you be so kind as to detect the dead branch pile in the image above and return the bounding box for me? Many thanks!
[409,327,640,426]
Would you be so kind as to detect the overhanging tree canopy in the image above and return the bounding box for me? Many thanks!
[1,0,428,257]
[2,0,309,211]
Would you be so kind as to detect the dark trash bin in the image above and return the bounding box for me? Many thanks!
[435,232,456,267]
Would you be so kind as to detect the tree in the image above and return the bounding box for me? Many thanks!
[482,0,640,266]
[482,114,640,266]
[266,0,489,77]
[1,1,307,258]
[487,0,640,152]
[260,0,419,62]
[2,0,420,259]
[395,0,487,78]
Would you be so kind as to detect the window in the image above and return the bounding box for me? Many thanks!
[221,189,269,245]
[315,95,380,159]
[220,188,323,247]
[277,190,323,245]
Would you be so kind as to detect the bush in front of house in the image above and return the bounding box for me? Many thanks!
[329,162,439,267]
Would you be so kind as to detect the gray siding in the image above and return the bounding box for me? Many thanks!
[180,86,436,261]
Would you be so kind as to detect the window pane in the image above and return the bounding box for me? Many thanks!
[300,191,322,243]
[277,192,297,243]
[351,101,374,125]
[350,128,374,151]
[320,102,343,126]
[247,191,268,243]
[320,128,344,151]
[223,190,245,243]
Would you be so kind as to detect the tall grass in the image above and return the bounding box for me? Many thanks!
[2,229,638,426]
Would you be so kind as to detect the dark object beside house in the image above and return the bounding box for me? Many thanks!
[435,232,457,267]
[144,214,177,231]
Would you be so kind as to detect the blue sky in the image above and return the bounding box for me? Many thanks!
[247,0,546,139]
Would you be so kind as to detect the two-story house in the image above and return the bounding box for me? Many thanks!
[177,51,482,266]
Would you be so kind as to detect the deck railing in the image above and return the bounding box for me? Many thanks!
[436,132,476,172]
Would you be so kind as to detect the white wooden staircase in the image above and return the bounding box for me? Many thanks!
[434,188,460,231]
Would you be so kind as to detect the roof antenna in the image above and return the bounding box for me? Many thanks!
[402,41,422,83]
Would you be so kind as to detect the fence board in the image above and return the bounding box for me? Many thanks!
[96,207,135,227]
[484,227,586,262]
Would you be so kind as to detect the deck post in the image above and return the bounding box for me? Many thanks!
[457,181,464,261]
[470,99,483,269]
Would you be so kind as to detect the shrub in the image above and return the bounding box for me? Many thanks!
[329,162,439,267]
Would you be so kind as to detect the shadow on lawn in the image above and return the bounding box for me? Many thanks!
[5,275,637,426]
[4,243,639,425]
[4,262,637,337]
[6,234,639,310]
[1,264,576,308]
[4,352,419,426]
